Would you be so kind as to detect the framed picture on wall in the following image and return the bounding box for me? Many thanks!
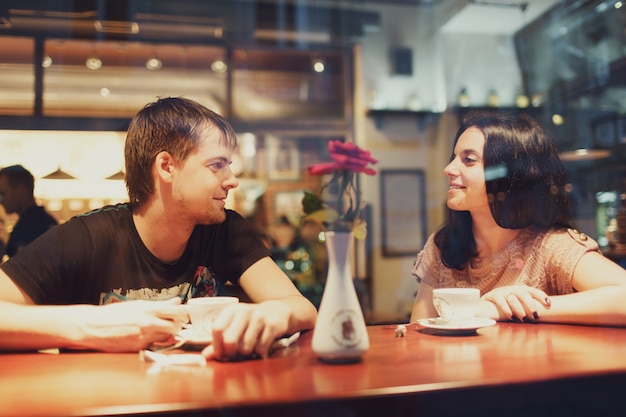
[266,135,300,180]
[273,190,306,225]
[380,169,426,257]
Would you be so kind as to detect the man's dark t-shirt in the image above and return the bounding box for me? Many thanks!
[0,204,269,305]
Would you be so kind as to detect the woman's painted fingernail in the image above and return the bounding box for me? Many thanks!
[532,311,539,320]
[544,297,551,305]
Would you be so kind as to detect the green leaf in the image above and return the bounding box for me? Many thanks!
[301,191,325,214]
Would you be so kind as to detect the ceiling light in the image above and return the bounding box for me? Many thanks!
[312,58,325,73]
[211,59,227,72]
[41,55,52,68]
[85,56,102,70]
[146,57,162,70]
[105,169,125,180]
[42,166,76,180]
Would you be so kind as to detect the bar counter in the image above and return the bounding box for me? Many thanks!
[2,323,626,416]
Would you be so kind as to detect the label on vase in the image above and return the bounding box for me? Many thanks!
[330,309,366,348]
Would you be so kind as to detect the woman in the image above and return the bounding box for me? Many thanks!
[411,113,626,326]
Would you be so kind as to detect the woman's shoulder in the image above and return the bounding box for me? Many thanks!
[417,232,438,256]
[522,227,600,254]
[411,233,441,280]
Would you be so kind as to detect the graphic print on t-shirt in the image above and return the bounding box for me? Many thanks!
[97,265,217,304]
[190,266,218,298]
[99,282,191,305]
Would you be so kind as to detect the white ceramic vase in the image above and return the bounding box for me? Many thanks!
[311,231,369,363]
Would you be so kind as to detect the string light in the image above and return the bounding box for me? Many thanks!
[145,57,162,71]
[211,59,227,72]
[312,58,325,73]
[85,56,102,70]
[42,55,52,68]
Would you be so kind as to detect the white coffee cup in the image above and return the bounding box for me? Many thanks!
[432,288,480,323]
[186,296,239,338]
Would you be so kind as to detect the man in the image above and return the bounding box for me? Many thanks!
[0,97,317,360]
[0,165,58,258]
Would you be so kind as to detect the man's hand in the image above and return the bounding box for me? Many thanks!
[201,301,292,361]
[75,297,188,352]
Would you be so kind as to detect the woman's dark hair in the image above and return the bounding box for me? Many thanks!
[434,112,573,270]
[124,97,237,207]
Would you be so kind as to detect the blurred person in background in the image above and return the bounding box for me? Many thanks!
[0,165,58,258]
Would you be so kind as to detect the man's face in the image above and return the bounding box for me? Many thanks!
[170,126,239,226]
[0,175,19,214]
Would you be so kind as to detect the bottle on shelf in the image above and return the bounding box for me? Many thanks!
[514,87,529,108]
[457,88,470,107]
[486,89,500,108]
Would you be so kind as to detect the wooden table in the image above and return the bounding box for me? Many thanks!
[2,323,626,417]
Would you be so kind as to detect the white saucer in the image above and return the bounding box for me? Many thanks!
[175,328,302,350]
[417,317,496,335]
[176,326,212,346]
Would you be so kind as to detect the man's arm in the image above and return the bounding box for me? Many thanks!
[239,257,318,331]
[0,270,188,352]
[204,256,317,360]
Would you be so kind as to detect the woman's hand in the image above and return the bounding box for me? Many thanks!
[481,285,551,322]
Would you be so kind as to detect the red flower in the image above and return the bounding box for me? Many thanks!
[307,162,337,176]
[328,140,378,175]
[303,140,378,239]
[307,140,378,177]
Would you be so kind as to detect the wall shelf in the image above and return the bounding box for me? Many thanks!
[366,109,441,131]
[453,106,543,121]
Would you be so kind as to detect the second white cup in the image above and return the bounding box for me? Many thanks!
[432,288,480,323]
[186,296,239,338]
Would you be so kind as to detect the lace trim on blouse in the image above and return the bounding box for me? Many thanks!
[412,227,599,295]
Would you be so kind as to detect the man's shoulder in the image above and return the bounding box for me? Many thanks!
[75,202,131,218]
[71,203,132,227]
